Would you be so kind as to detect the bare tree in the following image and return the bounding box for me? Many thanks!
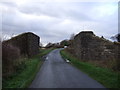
[70,33,75,40]
[1,33,14,41]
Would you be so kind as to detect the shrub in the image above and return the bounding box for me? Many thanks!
[2,42,20,77]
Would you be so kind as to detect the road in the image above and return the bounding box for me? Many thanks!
[29,49,106,88]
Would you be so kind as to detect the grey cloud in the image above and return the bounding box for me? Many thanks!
[18,2,94,21]
[0,2,17,8]
[18,3,65,18]
[1,1,118,45]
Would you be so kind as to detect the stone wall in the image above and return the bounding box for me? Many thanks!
[68,31,119,61]
[3,32,40,57]
[2,32,40,77]
[27,33,40,57]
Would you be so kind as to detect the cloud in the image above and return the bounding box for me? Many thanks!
[1,1,118,45]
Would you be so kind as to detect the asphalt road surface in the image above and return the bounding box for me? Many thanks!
[29,49,106,88]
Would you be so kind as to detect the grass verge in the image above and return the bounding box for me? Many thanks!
[3,48,54,88]
[39,48,55,57]
[60,49,119,88]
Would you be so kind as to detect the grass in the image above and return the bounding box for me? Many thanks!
[60,49,120,88]
[3,48,54,88]
[39,48,55,57]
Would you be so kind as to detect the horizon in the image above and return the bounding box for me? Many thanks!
[1,30,118,47]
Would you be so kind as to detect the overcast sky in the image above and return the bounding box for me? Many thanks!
[0,0,118,45]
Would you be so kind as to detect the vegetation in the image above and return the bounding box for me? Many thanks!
[60,40,71,46]
[2,43,21,77]
[111,33,120,42]
[3,48,54,88]
[39,48,55,57]
[60,49,119,88]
